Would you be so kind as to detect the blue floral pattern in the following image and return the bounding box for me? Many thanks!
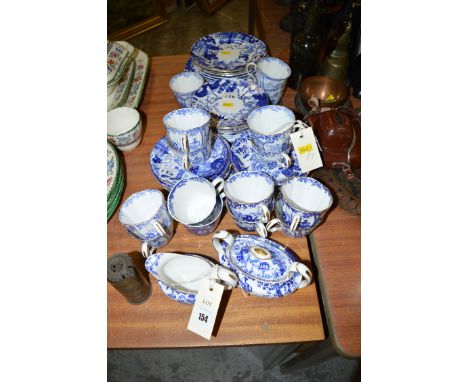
[150,135,231,190]
[191,79,268,128]
[190,32,267,72]
[215,234,304,298]
[230,131,308,185]
[253,57,291,105]
[118,189,174,247]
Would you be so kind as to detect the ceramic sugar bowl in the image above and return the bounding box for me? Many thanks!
[212,231,312,298]
[144,250,239,304]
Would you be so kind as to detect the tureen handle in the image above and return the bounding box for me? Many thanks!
[289,262,313,289]
[212,265,239,290]
[212,231,235,263]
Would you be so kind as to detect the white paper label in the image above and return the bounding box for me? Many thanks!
[187,278,224,340]
[290,127,323,172]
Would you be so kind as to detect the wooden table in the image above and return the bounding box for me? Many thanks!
[107,55,325,349]
[249,0,361,361]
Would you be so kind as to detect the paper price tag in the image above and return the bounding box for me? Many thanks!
[290,127,323,172]
[187,278,224,340]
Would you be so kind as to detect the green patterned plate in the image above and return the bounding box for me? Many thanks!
[107,142,120,200]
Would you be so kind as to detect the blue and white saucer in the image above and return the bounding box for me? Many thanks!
[191,79,268,128]
[185,58,252,83]
[230,131,308,185]
[190,32,267,72]
[150,134,231,190]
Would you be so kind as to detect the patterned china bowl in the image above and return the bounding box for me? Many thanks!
[212,231,312,298]
[190,32,267,72]
[145,252,238,304]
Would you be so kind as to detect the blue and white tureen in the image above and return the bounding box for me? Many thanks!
[145,251,238,304]
[212,231,312,298]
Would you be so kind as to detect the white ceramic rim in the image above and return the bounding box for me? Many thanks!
[280,177,332,213]
[169,72,204,94]
[224,171,274,204]
[107,107,141,137]
[247,105,295,136]
[119,189,165,226]
[257,57,291,80]
[163,108,210,131]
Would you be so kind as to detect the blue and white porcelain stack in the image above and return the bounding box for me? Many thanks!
[184,32,270,143]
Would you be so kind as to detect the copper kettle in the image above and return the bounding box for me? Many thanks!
[306,107,360,175]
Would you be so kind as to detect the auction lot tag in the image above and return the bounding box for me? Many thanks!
[290,127,323,172]
[187,278,224,340]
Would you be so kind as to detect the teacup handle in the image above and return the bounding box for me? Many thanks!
[181,134,189,152]
[290,214,301,232]
[246,62,257,82]
[212,265,239,290]
[255,222,268,238]
[141,241,157,259]
[289,262,313,289]
[182,154,190,171]
[258,204,270,223]
[266,218,281,233]
[280,152,292,169]
[211,177,225,199]
[152,220,170,240]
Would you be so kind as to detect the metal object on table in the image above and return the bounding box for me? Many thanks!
[321,20,352,83]
[299,75,349,111]
[107,253,152,305]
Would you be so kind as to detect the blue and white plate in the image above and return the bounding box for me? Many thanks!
[190,32,267,72]
[191,79,268,128]
[230,131,308,185]
[150,134,231,190]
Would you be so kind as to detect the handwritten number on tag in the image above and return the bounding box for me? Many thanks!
[198,313,208,323]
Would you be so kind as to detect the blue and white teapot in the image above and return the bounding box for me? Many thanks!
[212,231,312,298]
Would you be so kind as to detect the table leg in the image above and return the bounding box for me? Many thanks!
[261,343,302,370]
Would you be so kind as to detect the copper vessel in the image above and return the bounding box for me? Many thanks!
[299,75,349,111]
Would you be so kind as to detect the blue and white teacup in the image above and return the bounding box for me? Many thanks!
[246,57,291,104]
[167,132,213,170]
[225,203,276,238]
[270,177,333,238]
[221,171,275,224]
[163,108,211,152]
[168,176,225,226]
[119,189,174,247]
[247,105,296,157]
[169,72,204,108]
[185,193,224,236]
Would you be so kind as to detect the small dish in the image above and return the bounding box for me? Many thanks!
[107,41,129,86]
[150,134,231,190]
[107,59,136,111]
[190,32,267,72]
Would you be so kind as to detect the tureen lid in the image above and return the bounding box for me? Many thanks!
[227,235,297,283]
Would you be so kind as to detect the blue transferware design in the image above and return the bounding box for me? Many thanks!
[186,194,224,236]
[167,133,213,169]
[163,108,211,152]
[191,79,268,128]
[150,134,231,190]
[190,32,267,72]
[249,57,291,105]
[226,203,259,232]
[118,189,174,247]
[224,171,274,223]
[145,253,215,304]
[230,131,308,185]
[273,197,318,238]
[185,59,252,83]
[169,72,205,108]
[212,231,312,298]
[247,105,296,155]
[275,177,332,235]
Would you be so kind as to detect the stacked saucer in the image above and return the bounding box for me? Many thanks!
[107,142,125,221]
[150,108,232,190]
[186,32,267,83]
[107,40,150,111]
